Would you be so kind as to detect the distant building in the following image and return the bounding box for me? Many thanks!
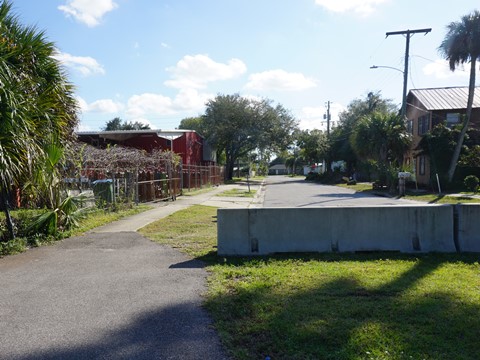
[268,164,288,175]
[76,129,216,166]
[405,86,480,185]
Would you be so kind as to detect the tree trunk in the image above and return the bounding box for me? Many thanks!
[447,58,476,183]
[1,187,15,240]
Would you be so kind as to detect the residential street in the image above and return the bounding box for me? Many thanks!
[262,175,419,207]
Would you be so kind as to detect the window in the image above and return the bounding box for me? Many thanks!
[406,119,413,134]
[418,115,430,135]
[446,113,460,127]
[419,155,426,176]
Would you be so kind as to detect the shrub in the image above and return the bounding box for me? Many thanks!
[464,175,479,192]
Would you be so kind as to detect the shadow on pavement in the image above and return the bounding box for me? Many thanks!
[12,303,228,360]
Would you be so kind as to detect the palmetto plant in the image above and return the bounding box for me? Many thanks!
[0,1,78,239]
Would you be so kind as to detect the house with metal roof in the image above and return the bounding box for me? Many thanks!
[76,129,216,166]
[405,86,480,186]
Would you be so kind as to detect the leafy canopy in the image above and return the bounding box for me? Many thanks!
[202,94,298,179]
[103,117,150,131]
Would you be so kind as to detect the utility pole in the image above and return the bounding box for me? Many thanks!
[386,28,431,117]
[324,101,331,137]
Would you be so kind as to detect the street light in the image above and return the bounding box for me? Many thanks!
[370,64,407,118]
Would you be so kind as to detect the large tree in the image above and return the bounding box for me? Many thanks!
[0,1,78,239]
[439,10,480,182]
[203,94,298,180]
[103,117,150,131]
[329,92,397,172]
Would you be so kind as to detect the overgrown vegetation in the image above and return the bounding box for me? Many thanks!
[0,204,150,256]
[140,205,480,360]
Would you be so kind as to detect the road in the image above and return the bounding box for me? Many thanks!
[262,176,419,207]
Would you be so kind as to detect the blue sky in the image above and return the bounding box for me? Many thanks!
[11,0,479,131]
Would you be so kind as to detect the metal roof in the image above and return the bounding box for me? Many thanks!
[75,129,200,141]
[409,86,480,111]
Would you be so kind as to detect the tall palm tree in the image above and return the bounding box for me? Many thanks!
[439,10,480,183]
[0,1,78,239]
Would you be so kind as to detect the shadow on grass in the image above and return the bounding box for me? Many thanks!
[428,194,445,203]
[204,253,480,360]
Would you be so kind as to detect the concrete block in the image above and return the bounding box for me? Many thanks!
[217,205,456,256]
[456,204,480,252]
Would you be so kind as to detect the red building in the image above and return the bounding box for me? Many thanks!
[76,129,216,165]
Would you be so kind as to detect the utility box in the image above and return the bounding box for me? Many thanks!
[92,179,114,204]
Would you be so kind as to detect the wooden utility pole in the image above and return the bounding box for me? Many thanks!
[386,28,431,117]
[324,101,331,137]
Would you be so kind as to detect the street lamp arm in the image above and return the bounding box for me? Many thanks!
[370,65,404,74]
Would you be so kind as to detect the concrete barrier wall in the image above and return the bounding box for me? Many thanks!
[455,204,480,252]
[217,205,456,256]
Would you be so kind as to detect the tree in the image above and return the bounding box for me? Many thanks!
[350,111,411,166]
[178,116,205,135]
[202,94,298,180]
[296,129,329,165]
[0,1,78,239]
[329,92,397,172]
[439,10,480,182]
[103,117,150,130]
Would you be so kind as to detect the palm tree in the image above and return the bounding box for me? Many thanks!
[439,10,480,183]
[0,1,78,239]
[350,111,411,166]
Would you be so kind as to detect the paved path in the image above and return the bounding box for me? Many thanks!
[263,176,420,207]
[0,182,261,360]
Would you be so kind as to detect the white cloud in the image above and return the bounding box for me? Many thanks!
[298,104,345,131]
[75,96,89,113]
[126,89,213,118]
[127,93,175,118]
[423,59,468,79]
[165,54,247,89]
[53,51,105,77]
[88,99,124,113]
[77,96,124,113]
[58,0,118,27]
[315,0,387,16]
[245,69,317,92]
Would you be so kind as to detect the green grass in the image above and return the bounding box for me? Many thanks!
[216,188,256,198]
[336,183,480,204]
[140,205,480,360]
[337,182,375,192]
[181,186,216,197]
[402,193,480,204]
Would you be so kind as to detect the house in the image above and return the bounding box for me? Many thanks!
[76,129,216,166]
[405,86,480,185]
[268,164,288,175]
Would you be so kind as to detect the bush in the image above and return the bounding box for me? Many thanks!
[305,172,321,181]
[464,175,479,192]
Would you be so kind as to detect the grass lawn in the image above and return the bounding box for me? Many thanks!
[216,188,257,198]
[139,205,480,360]
[337,183,480,204]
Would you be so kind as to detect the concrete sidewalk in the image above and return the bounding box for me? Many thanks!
[0,182,263,360]
[94,180,264,232]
